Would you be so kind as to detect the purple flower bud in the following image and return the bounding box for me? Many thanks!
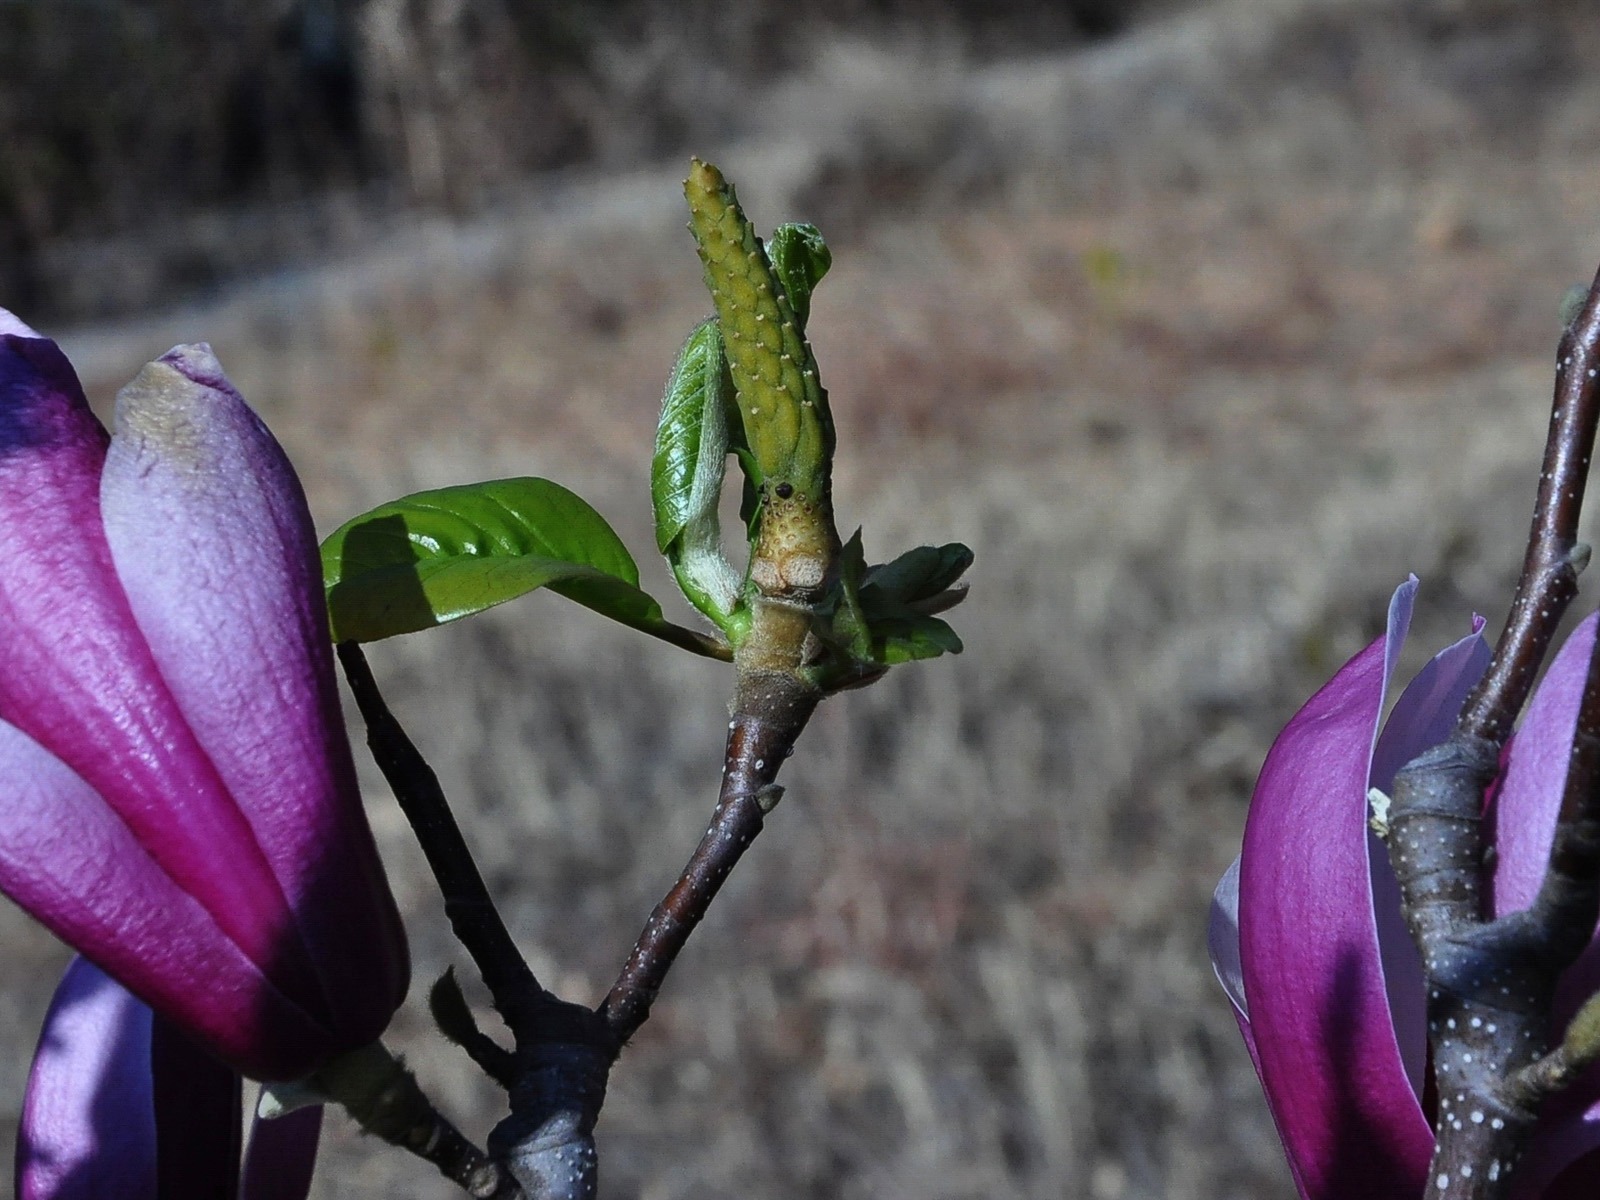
[1210,578,1600,1197]
[0,312,408,1082]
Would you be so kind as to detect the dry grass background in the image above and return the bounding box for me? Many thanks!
[9,0,1600,1196]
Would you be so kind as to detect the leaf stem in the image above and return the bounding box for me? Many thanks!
[640,617,734,661]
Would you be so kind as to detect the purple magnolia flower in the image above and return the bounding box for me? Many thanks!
[0,311,409,1190]
[1210,577,1600,1199]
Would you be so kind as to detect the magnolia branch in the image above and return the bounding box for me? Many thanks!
[599,668,818,1042]
[339,643,616,1200]
[1384,266,1600,1200]
[309,1042,521,1200]
[338,642,547,1028]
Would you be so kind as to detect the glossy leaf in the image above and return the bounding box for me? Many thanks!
[767,223,831,331]
[322,477,729,658]
[651,322,742,626]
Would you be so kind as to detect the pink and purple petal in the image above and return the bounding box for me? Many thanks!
[101,345,408,1043]
[1491,614,1598,916]
[1238,579,1433,1199]
[1209,857,1248,1022]
[0,308,41,339]
[0,332,318,1006]
[19,960,254,1200]
[17,958,157,1200]
[1209,857,1271,1105]
[240,1108,324,1200]
[0,719,338,1079]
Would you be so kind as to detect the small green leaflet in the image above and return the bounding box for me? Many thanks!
[827,534,972,669]
[652,321,728,554]
[859,543,974,616]
[321,477,730,659]
[833,530,874,661]
[860,541,972,663]
[872,615,964,664]
[766,223,831,332]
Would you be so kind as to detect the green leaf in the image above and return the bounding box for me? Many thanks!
[651,322,744,627]
[321,477,729,658]
[860,543,974,616]
[815,533,968,671]
[874,615,964,664]
[652,321,728,553]
[767,222,831,331]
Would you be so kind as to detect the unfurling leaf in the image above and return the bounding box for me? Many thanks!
[652,321,744,629]
[860,542,974,617]
[832,529,873,660]
[428,968,481,1049]
[825,534,970,672]
[767,223,831,331]
[321,477,729,659]
[873,615,964,664]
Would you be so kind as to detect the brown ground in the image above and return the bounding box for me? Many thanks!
[9,0,1600,1196]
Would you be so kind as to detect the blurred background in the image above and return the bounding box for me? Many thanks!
[6,0,1600,1195]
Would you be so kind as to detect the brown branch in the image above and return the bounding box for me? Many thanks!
[1457,264,1600,744]
[338,642,619,1200]
[598,668,818,1043]
[338,642,548,1030]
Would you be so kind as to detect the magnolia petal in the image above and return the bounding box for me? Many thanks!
[0,332,317,1009]
[19,961,252,1200]
[1209,856,1248,1020]
[150,1018,243,1199]
[1369,617,1491,1100]
[240,1107,324,1200]
[0,719,338,1079]
[1209,855,1284,1176]
[1488,614,1600,1197]
[1238,579,1433,1199]
[17,958,157,1200]
[1369,613,1490,792]
[102,344,408,1043]
[0,307,42,338]
[1491,613,1597,916]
